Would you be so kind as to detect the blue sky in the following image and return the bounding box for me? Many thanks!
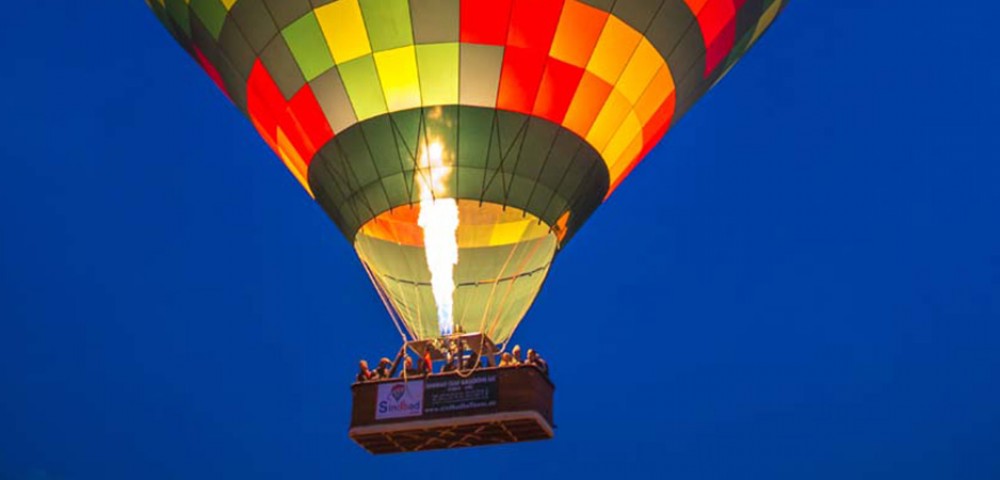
[2,2,999,479]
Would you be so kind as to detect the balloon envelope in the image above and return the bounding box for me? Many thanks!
[148,0,787,343]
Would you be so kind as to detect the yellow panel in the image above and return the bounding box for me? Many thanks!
[751,0,782,45]
[458,224,494,248]
[562,72,612,139]
[316,0,372,64]
[586,90,631,153]
[585,16,642,85]
[603,112,644,181]
[608,134,644,184]
[221,0,237,9]
[633,64,675,123]
[489,220,530,247]
[615,39,665,104]
[374,46,422,112]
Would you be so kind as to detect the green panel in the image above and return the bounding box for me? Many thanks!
[309,106,610,243]
[359,0,414,51]
[229,0,279,53]
[415,43,459,106]
[218,20,256,77]
[336,130,379,188]
[457,107,494,169]
[379,172,412,208]
[390,109,423,173]
[360,181,392,215]
[338,56,388,120]
[190,0,227,39]
[263,0,313,26]
[282,12,335,81]
[360,116,405,177]
[165,0,191,37]
[259,35,306,99]
[422,106,460,195]
[456,167,486,200]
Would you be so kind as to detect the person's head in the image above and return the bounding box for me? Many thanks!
[501,352,513,362]
[512,345,522,358]
[403,356,413,368]
[358,360,369,371]
[527,349,536,360]
[379,357,391,367]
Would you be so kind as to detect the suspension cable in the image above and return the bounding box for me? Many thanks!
[360,257,411,344]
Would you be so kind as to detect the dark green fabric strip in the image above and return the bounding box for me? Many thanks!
[308,106,610,246]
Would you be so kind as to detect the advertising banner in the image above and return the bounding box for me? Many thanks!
[374,380,424,420]
[423,374,498,414]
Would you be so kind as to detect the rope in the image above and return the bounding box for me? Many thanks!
[477,237,523,335]
[360,257,411,344]
[486,235,546,340]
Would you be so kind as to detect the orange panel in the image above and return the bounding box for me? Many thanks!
[549,0,608,67]
[640,92,676,157]
[607,92,676,196]
[561,71,613,138]
[632,65,676,123]
[586,16,642,84]
[586,89,631,152]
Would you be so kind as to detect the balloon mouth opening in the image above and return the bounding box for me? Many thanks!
[356,201,555,249]
[354,201,558,342]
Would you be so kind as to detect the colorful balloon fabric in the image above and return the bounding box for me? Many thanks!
[148,0,787,342]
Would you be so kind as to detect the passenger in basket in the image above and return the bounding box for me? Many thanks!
[374,357,392,379]
[356,360,374,382]
[526,349,549,375]
[510,345,523,365]
[441,352,458,373]
[398,356,420,377]
[419,347,433,375]
[498,352,515,367]
[464,350,481,370]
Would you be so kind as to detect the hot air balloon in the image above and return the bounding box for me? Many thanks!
[147,0,787,453]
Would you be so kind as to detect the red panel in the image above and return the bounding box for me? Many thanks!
[698,0,736,45]
[460,0,514,46]
[696,0,737,76]
[506,0,564,51]
[496,46,548,114]
[531,59,584,124]
[247,60,288,146]
[704,16,736,75]
[192,46,228,99]
[281,85,334,164]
